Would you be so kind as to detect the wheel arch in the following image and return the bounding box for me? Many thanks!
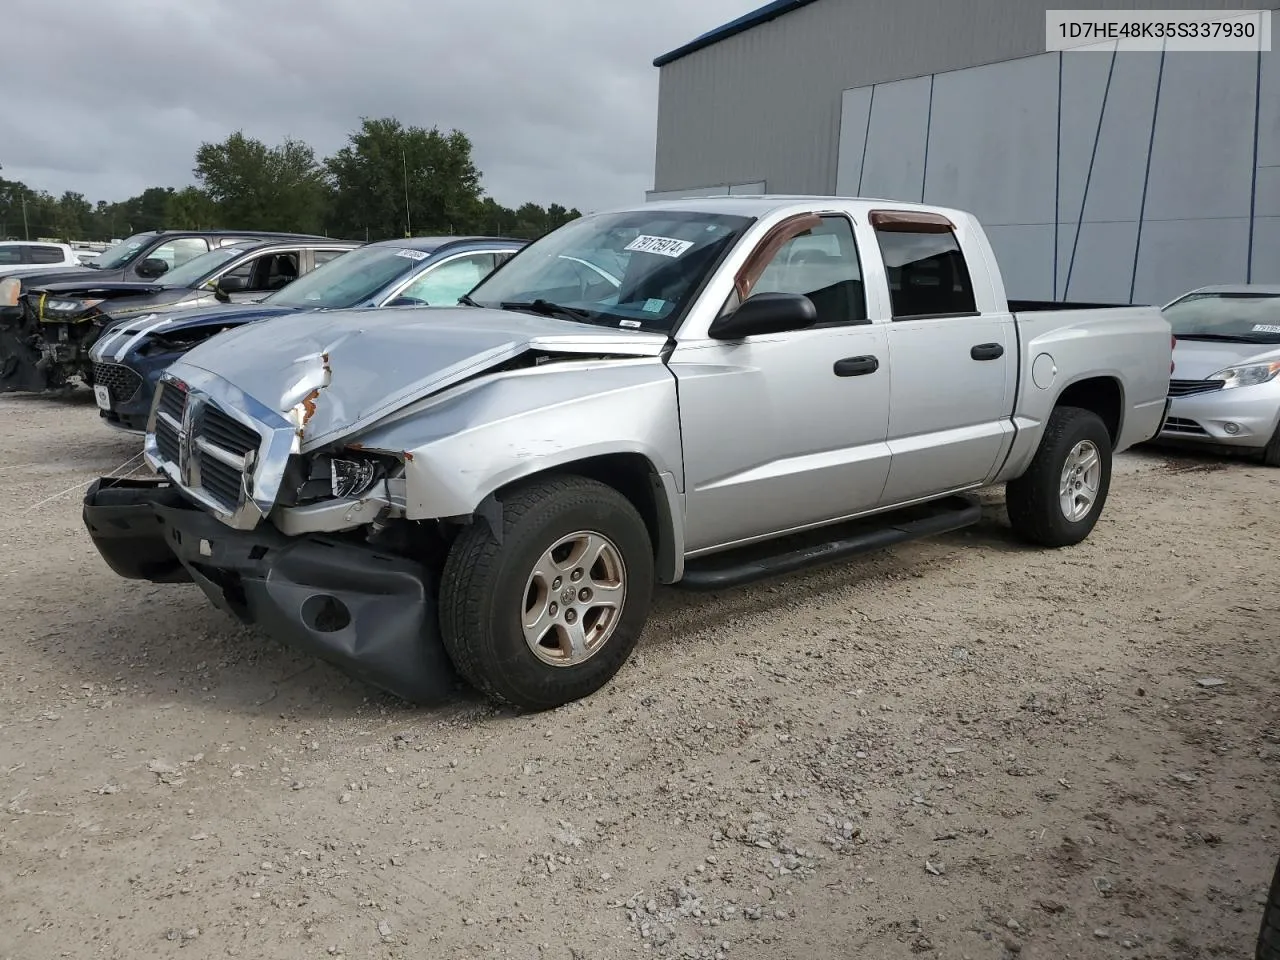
[484,452,685,584]
[1052,375,1124,445]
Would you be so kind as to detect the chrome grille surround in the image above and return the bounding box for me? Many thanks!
[144,369,298,530]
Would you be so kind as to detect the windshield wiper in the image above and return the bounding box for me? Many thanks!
[458,294,481,307]
[1175,333,1270,343]
[501,299,596,324]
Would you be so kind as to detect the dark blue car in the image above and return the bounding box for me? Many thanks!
[89,235,525,432]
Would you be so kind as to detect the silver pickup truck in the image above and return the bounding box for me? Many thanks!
[81,197,1173,710]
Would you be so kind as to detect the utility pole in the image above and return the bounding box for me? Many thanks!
[402,146,412,238]
[21,196,29,240]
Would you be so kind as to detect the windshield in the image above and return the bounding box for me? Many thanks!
[161,246,246,288]
[264,244,420,309]
[467,210,753,332]
[1164,291,1280,343]
[91,233,154,270]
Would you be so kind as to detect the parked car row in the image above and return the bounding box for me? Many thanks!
[89,234,525,431]
[0,228,340,393]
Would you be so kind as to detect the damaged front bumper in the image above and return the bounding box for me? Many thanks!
[82,476,459,704]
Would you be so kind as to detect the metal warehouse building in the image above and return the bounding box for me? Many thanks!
[649,0,1279,305]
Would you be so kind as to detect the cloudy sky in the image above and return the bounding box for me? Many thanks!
[6,0,755,213]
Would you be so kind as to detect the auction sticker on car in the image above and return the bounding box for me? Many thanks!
[396,249,429,261]
[93,384,112,410]
[1253,324,1280,334]
[625,235,694,258]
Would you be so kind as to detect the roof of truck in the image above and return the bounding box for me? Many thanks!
[631,193,972,221]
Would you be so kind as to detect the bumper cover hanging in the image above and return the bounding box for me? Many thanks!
[81,476,459,704]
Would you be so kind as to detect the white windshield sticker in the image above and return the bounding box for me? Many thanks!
[396,249,428,261]
[1253,323,1280,333]
[625,235,694,258]
[619,319,642,329]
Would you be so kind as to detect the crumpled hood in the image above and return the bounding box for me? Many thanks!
[1173,339,1280,380]
[172,306,670,451]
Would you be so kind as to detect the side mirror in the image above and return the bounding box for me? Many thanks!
[708,291,818,340]
[216,275,248,294]
[137,257,169,278]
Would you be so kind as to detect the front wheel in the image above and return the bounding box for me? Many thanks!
[438,475,654,711]
[1005,405,1113,547]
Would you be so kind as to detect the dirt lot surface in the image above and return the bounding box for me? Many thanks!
[1,391,1277,960]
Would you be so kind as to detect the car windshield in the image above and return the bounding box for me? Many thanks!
[90,233,153,270]
[1164,292,1280,343]
[466,210,753,332]
[264,244,422,309]
[160,246,247,288]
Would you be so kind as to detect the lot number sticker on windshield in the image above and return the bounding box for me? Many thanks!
[625,235,694,258]
[396,249,429,261]
[1253,324,1280,334]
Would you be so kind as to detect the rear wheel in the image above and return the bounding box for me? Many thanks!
[1005,405,1113,547]
[438,475,654,711]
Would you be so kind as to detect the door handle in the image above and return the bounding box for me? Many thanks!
[833,355,879,377]
[970,343,1004,361]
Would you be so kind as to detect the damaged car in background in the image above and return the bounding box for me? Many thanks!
[90,235,525,432]
[0,230,339,393]
[80,197,1172,711]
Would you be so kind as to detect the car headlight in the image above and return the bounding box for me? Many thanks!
[1208,361,1280,390]
[280,451,397,506]
[42,297,103,314]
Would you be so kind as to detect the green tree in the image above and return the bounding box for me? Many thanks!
[326,117,482,240]
[166,186,219,229]
[194,132,328,233]
[54,191,94,240]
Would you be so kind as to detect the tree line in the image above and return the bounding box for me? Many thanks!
[0,117,583,245]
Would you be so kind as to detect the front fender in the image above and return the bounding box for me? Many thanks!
[349,358,685,519]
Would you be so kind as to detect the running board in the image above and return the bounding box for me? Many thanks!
[677,495,983,591]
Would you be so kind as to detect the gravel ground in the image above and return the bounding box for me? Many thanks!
[1,391,1277,960]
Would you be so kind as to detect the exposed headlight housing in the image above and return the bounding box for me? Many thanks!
[1208,361,1280,390]
[279,450,399,506]
[331,457,379,498]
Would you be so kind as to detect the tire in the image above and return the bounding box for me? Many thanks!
[1258,853,1280,960]
[1260,420,1280,467]
[1005,405,1113,548]
[438,474,654,711]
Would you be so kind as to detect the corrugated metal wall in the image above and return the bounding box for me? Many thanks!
[653,0,1266,196]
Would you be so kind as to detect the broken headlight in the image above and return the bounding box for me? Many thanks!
[280,451,399,506]
[331,457,379,498]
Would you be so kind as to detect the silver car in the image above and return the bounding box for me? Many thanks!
[1161,284,1280,464]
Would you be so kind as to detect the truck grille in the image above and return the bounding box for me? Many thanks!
[1162,416,1208,435]
[1168,379,1224,398]
[194,406,260,509]
[153,381,186,464]
[149,380,264,515]
[92,362,142,403]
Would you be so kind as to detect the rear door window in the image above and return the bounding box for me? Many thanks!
[871,215,978,319]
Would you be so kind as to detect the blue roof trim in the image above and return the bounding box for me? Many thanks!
[653,0,822,67]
